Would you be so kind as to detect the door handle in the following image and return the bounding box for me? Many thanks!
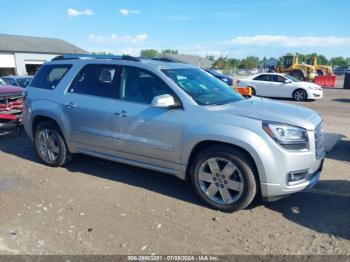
[65,102,76,109]
[114,110,129,117]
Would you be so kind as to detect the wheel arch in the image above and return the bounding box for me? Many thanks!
[185,140,262,193]
[32,114,66,142]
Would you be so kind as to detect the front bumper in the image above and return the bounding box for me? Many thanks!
[307,89,323,99]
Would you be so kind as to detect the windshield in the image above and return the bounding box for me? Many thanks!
[284,74,300,82]
[17,78,32,88]
[162,68,243,105]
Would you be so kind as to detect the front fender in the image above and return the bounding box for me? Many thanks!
[182,123,271,183]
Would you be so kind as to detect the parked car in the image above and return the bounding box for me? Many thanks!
[0,78,6,86]
[333,66,350,76]
[204,69,233,86]
[23,55,325,212]
[237,73,323,101]
[1,76,33,88]
[0,85,24,130]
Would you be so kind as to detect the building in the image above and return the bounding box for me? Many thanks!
[158,53,214,69]
[0,34,87,76]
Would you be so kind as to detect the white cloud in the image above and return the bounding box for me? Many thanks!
[88,34,148,44]
[119,9,140,16]
[225,35,350,47]
[67,8,93,17]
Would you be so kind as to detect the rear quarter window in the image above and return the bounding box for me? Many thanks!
[30,64,71,90]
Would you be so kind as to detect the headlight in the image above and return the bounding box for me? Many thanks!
[262,122,309,150]
[308,86,318,90]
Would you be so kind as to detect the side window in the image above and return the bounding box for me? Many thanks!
[68,64,120,99]
[119,67,174,104]
[253,74,271,81]
[273,75,286,83]
[31,64,71,90]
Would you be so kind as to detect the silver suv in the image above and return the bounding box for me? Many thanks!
[23,55,325,212]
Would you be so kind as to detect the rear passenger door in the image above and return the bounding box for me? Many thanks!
[63,64,121,154]
[112,66,184,172]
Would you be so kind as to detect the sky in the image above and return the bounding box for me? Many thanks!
[1,0,350,59]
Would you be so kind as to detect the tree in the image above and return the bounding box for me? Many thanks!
[91,51,114,55]
[330,57,347,66]
[140,49,159,58]
[240,56,259,69]
[161,49,179,55]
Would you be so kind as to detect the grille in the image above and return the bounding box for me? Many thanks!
[314,122,324,159]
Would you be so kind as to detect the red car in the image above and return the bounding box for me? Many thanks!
[0,85,24,130]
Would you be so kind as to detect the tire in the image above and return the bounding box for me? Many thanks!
[190,145,257,212]
[249,86,256,96]
[317,70,324,76]
[293,89,308,101]
[34,121,71,167]
[290,70,305,81]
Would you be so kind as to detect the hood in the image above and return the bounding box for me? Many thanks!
[212,97,321,130]
[0,85,24,96]
[290,81,321,90]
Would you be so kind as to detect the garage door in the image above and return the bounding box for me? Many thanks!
[0,54,15,68]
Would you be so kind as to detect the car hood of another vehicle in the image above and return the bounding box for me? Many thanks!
[209,97,321,130]
[0,85,24,96]
[290,81,321,90]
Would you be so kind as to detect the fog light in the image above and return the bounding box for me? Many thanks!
[288,170,309,184]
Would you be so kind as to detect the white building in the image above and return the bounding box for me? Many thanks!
[0,34,87,76]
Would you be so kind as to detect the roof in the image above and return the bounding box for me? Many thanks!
[0,34,87,54]
[48,54,197,70]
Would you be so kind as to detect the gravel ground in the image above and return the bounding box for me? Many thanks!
[0,81,349,255]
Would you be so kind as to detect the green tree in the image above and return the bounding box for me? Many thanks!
[330,57,347,66]
[240,56,259,69]
[161,49,179,55]
[140,49,159,58]
[91,51,114,55]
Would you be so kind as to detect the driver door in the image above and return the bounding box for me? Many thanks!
[269,74,291,98]
[112,66,184,172]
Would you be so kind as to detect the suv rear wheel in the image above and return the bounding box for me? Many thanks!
[190,145,257,212]
[34,121,71,166]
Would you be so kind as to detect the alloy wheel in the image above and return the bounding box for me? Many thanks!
[197,157,244,205]
[36,128,60,163]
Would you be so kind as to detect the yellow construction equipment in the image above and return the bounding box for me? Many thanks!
[305,56,333,76]
[274,54,317,81]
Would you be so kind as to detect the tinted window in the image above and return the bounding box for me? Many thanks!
[17,78,32,88]
[119,67,173,104]
[69,64,120,99]
[31,64,71,90]
[272,75,286,83]
[3,78,18,86]
[253,74,271,81]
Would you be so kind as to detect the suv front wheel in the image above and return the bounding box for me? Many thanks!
[34,121,71,167]
[190,145,257,212]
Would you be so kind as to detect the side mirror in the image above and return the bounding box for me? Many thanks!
[151,94,178,108]
[284,79,291,83]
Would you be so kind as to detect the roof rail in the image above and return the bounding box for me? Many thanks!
[52,54,141,62]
